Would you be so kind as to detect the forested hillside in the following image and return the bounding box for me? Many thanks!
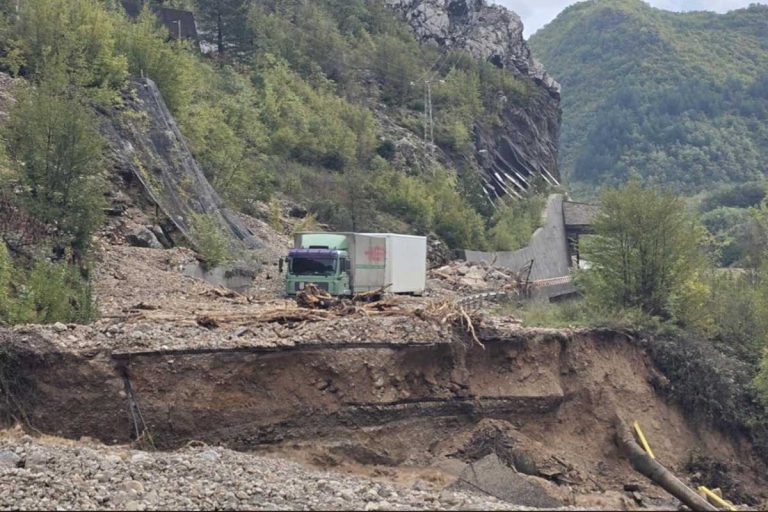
[0,0,557,252]
[529,0,768,194]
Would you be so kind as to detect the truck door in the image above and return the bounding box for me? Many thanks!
[352,235,386,293]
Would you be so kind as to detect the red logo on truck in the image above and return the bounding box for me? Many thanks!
[364,245,385,262]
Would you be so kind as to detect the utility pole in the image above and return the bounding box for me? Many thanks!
[422,79,436,163]
[427,79,434,157]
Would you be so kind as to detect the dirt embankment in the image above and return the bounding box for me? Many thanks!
[2,326,765,508]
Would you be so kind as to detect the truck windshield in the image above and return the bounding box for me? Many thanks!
[290,257,337,276]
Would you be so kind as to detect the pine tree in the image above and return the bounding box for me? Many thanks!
[192,0,251,56]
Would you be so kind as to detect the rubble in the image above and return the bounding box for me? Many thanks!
[429,260,532,296]
[0,430,523,511]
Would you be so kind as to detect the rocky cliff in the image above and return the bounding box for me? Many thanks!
[385,0,562,196]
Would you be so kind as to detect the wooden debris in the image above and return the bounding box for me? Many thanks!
[416,300,485,349]
[196,315,219,330]
[129,302,160,311]
[352,285,392,303]
[200,288,244,300]
[296,284,335,309]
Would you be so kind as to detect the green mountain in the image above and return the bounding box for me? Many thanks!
[529,0,768,194]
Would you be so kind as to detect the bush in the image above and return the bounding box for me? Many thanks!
[649,333,768,464]
[757,351,768,406]
[17,259,97,324]
[1,254,97,325]
[189,213,231,268]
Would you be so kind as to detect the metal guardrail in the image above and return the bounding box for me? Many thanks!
[455,276,575,308]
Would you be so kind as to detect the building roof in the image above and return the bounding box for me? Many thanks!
[563,201,599,227]
[120,1,199,42]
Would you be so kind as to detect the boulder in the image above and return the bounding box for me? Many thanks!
[126,227,163,249]
[0,450,21,469]
[451,453,561,508]
[150,225,173,248]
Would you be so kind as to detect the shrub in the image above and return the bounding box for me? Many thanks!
[9,0,128,97]
[757,350,768,406]
[5,257,97,325]
[189,213,231,268]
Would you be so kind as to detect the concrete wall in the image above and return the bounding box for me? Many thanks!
[465,194,571,282]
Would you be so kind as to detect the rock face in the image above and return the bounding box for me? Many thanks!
[384,0,562,197]
[384,0,559,96]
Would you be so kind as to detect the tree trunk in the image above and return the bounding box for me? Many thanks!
[613,416,717,512]
[217,9,224,56]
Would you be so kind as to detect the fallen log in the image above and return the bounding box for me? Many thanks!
[613,417,718,512]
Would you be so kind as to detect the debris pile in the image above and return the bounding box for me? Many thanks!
[429,260,533,296]
[0,430,515,511]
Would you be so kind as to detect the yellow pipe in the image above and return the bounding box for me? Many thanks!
[633,421,656,459]
[698,486,737,511]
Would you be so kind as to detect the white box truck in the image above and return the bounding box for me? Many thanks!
[284,232,427,296]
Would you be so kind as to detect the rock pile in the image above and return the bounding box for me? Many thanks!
[0,431,524,511]
[429,260,528,293]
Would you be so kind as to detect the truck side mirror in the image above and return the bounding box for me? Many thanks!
[278,257,284,274]
[344,259,351,272]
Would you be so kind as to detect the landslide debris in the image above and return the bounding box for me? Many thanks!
[0,430,517,511]
[10,227,530,354]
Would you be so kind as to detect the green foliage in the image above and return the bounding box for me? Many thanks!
[488,194,546,251]
[177,65,274,211]
[15,259,97,324]
[429,168,488,250]
[371,165,488,249]
[4,81,106,252]
[0,248,97,325]
[114,5,193,112]
[192,0,251,56]
[255,56,376,171]
[580,181,707,317]
[700,182,767,212]
[6,0,128,99]
[189,213,231,268]
[649,333,768,464]
[530,0,768,192]
[0,242,10,321]
[757,350,768,407]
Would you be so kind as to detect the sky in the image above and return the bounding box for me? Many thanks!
[493,0,761,37]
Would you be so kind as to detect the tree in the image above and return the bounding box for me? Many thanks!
[5,82,106,253]
[580,181,707,317]
[9,0,127,96]
[192,0,252,57]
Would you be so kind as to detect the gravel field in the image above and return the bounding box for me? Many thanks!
[0,431,528,511]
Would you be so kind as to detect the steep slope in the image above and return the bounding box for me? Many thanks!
[102,78,263,254]
[529,0,768,194]
[385,0,563,196]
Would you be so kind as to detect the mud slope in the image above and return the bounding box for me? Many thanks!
[1,327,765,502]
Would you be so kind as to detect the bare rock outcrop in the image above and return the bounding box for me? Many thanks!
[384,0,560,96]
[384,0,562,197]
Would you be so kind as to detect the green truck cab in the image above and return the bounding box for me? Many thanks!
[284,234,352,296]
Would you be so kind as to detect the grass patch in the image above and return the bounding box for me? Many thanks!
[495,297,674,334]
